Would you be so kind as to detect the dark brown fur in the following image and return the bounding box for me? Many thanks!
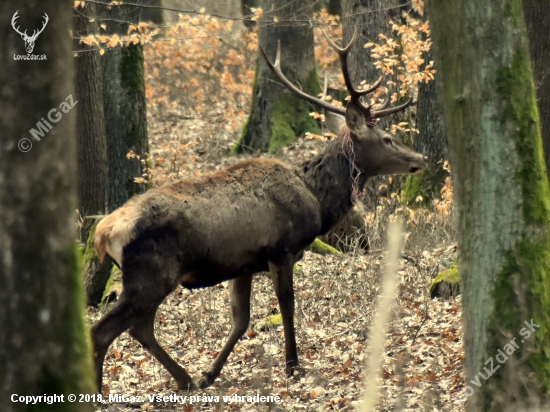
[91,113,427,391]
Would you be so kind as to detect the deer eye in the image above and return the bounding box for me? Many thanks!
[383,137,393,146]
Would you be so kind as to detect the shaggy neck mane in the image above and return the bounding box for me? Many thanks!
[299,132,367,234]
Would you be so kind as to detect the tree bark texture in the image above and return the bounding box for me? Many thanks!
[74,2,108,220]
[405,46,449,204]
[162,0,243,24]
[341,0,413,210]
[98,0,149,211]
[522,0,550,182]
[342,0,402,88]
[140,0,164,24]
[429,0,550,409]
[237,0,320,153]
[0,1,95,410]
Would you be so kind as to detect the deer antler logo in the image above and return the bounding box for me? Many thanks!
[11,11,49,54]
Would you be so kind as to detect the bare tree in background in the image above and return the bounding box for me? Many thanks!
[236,0,320,153]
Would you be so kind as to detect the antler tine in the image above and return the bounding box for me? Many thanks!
[372,94,391,111]
[30,13,49,40]
[374,96,415,118]
[11,11,26,37]
[321,74,328,101]
[321,26,356,55]
[322,27,385,119]
[260,42,346,116]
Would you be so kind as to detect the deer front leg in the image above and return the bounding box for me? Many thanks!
[269,260,298,375]
[197,273,253,389]
[128,310,196,391]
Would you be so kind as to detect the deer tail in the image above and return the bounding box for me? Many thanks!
[94,205,139,265]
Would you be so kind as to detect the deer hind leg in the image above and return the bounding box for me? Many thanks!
[92,293,146,392]
[128,310,196,391]
[269,260,298,375]
[197,273,253,389]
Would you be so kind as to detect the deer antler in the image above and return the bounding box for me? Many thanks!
[260,43,346,116]
[260,29,415,123]
[11,11,27,38]
[11,11,48,41]
[29,13,49,41]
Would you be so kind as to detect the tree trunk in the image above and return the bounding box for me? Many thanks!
[236,0,320,153]
[429,0,550,409]
[79,0,150,306]
[162,0,243,25]
[98,1,150,211]
[328,0,342,16]
[74,3,113,306]
[403,46,449,204]
[74,2,108,221]
[0,1,94,410]
[342,0,401,89]
[242,0,260,29]
[522,0,550,182]
[140,0,164,24]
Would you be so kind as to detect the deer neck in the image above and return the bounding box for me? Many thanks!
[300,134,369,234]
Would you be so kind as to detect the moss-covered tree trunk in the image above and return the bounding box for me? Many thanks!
[0,1,94,410]
[429,0,550,409]
[236,0,320,153]
[522,0,550,182]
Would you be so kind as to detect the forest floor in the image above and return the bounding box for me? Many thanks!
[90,13,466,412]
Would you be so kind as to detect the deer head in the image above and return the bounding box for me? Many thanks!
[260,28,427,178]
[12,11,49,54]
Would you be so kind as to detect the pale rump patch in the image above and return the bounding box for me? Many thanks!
[94,204,139,266]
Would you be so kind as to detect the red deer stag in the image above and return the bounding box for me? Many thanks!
[91,29,427,392]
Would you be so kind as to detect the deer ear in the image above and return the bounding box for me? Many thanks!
[325,111,346,135]
[345,102,367,138]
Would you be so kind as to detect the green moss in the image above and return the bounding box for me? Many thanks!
[494,45,550,391]
[268,96,299,153]
[306,67,322,97]
[518,237,550,390]
[259,314,282,331]
[505,0,522,27]
[429,261,460,295]
[309,238,342,255]
[293,263,303,276]
[120,44,144,94]
[238,67,321,154]
[268,91,321,154]
[402,173,423,205]
[497,50,550,226]
[83,225,97,265]
[54,245,95,399]
[101,265,122,305]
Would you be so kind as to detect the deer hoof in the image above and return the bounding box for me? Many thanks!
[176,380,197,391]
[196,371,216,389]
[285,364,297,376]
